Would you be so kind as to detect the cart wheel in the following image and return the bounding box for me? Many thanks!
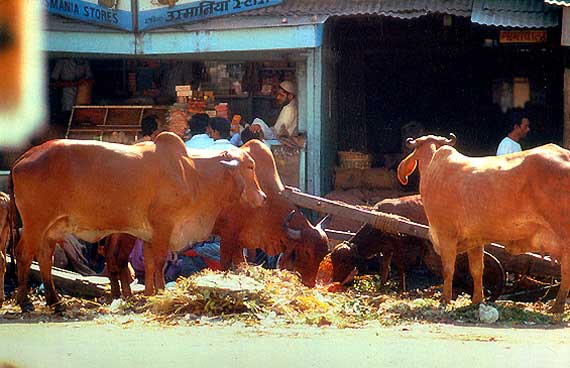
[454,251,506,302]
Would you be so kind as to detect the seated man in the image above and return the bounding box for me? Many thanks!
[185,113,214,149]
[207,117,238,151]
[250,81,298,140]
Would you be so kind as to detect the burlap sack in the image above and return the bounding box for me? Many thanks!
[362,168,397,190]
[333,168,363,190]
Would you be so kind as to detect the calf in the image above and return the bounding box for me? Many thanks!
[330,195,427,290]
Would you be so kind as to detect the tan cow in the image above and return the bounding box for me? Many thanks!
[11,132,266,312]
[104,140,329,296]
[397,134,570,313]
[0,192,10,306]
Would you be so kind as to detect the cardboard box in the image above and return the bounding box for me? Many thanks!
[175,85,192,92]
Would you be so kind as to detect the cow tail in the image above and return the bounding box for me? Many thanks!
[7,170,19,280]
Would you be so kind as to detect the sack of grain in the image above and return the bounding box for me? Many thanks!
[362,168,398,190]
[333,167,363,190]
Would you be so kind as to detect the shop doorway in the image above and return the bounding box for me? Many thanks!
[331,15,563,167]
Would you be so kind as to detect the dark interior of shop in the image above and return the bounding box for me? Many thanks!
[43,58,294,141]
[332,15,563,166]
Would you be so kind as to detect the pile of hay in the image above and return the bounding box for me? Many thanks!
[143,265,376,327]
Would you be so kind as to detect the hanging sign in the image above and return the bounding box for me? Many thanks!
[499,30,547,43]
[138,0,283,31]
[44,0,134,31]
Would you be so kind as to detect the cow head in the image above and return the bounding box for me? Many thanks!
[329,241,358,284]
[220,150,266,208]
[278,211,330,287]
[397,133,456,185]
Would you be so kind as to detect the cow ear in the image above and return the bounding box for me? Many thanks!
[220,159,240,168]
[397,151,418,185]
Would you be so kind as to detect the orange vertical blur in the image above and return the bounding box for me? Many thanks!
[0,0,22,109]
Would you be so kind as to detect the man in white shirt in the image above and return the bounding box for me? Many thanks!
[250,81,298,140]
[496,109,530,156]
[185,113,214,149]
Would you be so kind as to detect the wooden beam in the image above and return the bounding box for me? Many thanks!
[284,187,560,278]
[282,186,431,239]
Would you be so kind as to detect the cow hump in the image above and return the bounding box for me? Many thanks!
[154,132,188,158]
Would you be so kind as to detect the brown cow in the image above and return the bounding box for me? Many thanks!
[330,195,505,300]
[11,132,266,312]
[0,192,10,306]
[330,195,427,289]
[105,140,329,295]
[215,140,329,287]
[398,134,570,313]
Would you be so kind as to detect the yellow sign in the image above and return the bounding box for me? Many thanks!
[499,30,547,43]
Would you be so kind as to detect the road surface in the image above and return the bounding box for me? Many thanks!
[0,319,568,368]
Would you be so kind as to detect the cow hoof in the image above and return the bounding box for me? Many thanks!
[52,302,66,315]
[549,304,564,314]
[20,301,35,313]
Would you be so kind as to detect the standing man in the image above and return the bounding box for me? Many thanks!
[496,108,530,156]
[250,81,298,140]
[51,58,93,123]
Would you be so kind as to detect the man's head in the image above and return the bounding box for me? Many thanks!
[141,115,158,137]
[188,113,209,135]
[241,127,263,143]
[276,81,296,107]
[208,117,231,140]
[508,108,530,142]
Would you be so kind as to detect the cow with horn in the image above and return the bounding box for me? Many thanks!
[104,139,329,298]
[397,133,570,313]
[10,132,267,312]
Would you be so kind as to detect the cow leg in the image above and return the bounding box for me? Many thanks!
[551,254,569,314]
[0,247,5,307]
[38,238,63,311]
[219,242,233,270]
[117,247,133,298]
[436,236,457,304]
[103,235,121,299]
[16,234,37,312]
[393,247,407,291]
[0,223,9,307]
[379,250,393,286]
[467,244,484,304]
[231,248,246,268]
[143,240,168,295]
[143,242,157,295]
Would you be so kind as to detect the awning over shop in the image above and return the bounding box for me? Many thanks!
[244,0,473,18]
[45,13,325,55]
[545,1,570,6]
[472,0,561,28]
[247,0,560,27]
[45,0,562,55]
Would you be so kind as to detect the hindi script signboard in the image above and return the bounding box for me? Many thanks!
[138,0,283,31]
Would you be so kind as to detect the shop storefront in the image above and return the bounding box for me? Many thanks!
[40,0,568,198]
[43,2,327,194]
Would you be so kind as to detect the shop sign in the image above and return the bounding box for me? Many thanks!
[44,0,134,31]
[499,30,547,44]
[138,0,283,31]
